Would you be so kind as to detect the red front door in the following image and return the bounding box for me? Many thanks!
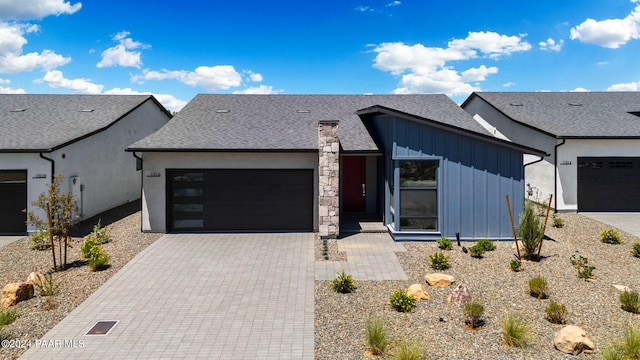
[342,156,366,212]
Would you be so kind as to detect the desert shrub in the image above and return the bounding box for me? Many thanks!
[392,339,425,360]
[552,214,564,228]
[545,300,568,324]
[29,228,51,250]
[632,243,640,258]
[365,314,388,356]
[620,291,640,314]
[436,237,453,250]
[599,346,625,360]
[463,302,485,328]
[0,309,16,326]
[477,238,496,251]
[429,252,450,270]
[389,289,416,313]
[86,219,109,245]
[601,229,622,245]
[528,277,548,299]
[87,245,110,272]
[81,238,100,259]
[468,244,485,258]
[502,313,530,348]
[518,201,543,259]
[570,254,595,279]
[35,273,60,296]
[603,324,640,360]
[332,271,356,294]
[510,258,522,272]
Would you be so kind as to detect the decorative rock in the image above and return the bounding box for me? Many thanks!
[553,325,595,355]
[613,284,633,293]
[407,284,430,301]
[26,272,46,287]
[448,283,472,305]
[1,282,35,307]
[424,273,456,287]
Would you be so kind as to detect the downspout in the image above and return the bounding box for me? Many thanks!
[132,152,144,232]
[554,139,566,213]
[523,154,544,198]
[39,152,55,177]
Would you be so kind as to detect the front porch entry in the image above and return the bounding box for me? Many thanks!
[340,155,386,236]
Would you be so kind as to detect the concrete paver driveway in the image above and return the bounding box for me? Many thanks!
[20,233,315,360]
[581,212,640,237]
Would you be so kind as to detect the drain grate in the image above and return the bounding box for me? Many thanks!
[85,320,118,336]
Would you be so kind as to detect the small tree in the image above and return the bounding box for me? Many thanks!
[518,201,543,260]
[26,175,77,271]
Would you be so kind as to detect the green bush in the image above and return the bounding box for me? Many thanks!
[528,277,548,299]
[468,244,486,258]
[477,238,496,251]
[463,302,485,328]
[436,237,453,250]
[392,339,425,360]
[35,273,59,296]
[518,201,543,259]
[29,228,51,250]
[86,219,109,245]
[621,291,640,314]
[545,300,568,324]
[429,252,450,270]
[632,243,640,258]
[601,229,622,244]
[602,324,640,360]
[81,238,100,259]
[552,214,564,228]
[389,289,416,313]
[510,258,522,272]
[332,271,356,294]
[365,314,388,356]
[0,309,17,326]
[502,313,530,348]
[87,245,110,272]
[570,255,595,279]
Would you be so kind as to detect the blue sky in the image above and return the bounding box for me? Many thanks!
[1,0,640,112]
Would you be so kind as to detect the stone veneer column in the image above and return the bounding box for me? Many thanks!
[318,120,340,238]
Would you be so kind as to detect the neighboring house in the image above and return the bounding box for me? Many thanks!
[127,94,545,240]
[0,94,172,235]
[462,92,640,212]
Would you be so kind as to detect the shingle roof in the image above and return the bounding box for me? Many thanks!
[0,94,164,152]
[128,94,497,152]
[469,92,640,138]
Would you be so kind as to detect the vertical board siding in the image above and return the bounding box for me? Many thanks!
[372,114,524,240]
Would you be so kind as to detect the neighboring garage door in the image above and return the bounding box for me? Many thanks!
[168,169,313,231]
[578,157,640,211]
[0,170,27,234]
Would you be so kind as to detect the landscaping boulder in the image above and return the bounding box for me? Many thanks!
[407,284,430,301]
[553,325,595,355]
[424,273,456,287]
[26,272,46,287]
[613,284,632,293]
[1,282,34,307]
[448,283,471,305]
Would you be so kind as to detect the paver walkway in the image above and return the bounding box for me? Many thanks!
[581,212,640,237]
[0,236,24,248]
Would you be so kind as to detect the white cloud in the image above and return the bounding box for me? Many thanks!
[0,22,70,73]
[539,38,564,51]
[0,78,25,93]
[233,85,283,94]
[570,1,640,48]
[372,31,530,95]
[133,65,243,91]
[103,87,187,112]
[571,87,590,92]
[607,81,639,91]
[0,0,81,21]
[355,6,373,12]
[97,31,149,68]
[245,71,263,82]
[37,70,103,93]
[502,82,516,87]
[386,1,401,7]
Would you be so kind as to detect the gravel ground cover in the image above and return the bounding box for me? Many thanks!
[315,213,640,359]
[0,200,162,360]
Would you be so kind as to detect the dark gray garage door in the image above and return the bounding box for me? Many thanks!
[0,170,27,234]
[578,157,640,211]
[168,169,313,231]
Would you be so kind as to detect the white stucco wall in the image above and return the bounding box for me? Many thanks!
[141,152,319,232]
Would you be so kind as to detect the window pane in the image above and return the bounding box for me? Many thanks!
[173,173,204,182]
[0,171,26,183]
[400,189,437,216]
[173,204,204,213]
[173,188,204,197]
[173,219,204,228]
[400,218,437,230]
[400,161,437,187]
